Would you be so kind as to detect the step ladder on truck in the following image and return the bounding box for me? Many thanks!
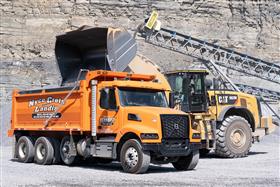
[134,11,279,158]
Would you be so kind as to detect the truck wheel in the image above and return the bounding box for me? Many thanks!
[172,150,199,170]
[15,136,35,163]
[50,138,61,164]
[120,139,150,174]
[199,148,210,157]
[34,137,54,165]
[60,136,76,165]
[215,116,252,158]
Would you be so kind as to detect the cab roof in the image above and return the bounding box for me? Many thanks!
[85,70,170,91]
[100,80,169,91]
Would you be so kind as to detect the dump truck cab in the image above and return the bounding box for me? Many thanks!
[92,73,201,158]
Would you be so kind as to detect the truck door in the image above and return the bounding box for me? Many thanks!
[96,87,120,134]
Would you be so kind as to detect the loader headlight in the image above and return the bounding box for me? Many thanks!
[140,133,159,139]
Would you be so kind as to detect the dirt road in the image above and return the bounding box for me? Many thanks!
[1,128,279,187]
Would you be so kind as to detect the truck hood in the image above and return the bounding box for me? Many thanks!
[124,106,187,116]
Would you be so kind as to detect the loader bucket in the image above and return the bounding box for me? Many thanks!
[55,26,137,85]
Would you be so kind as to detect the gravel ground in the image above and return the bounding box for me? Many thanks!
[0,127,279,187]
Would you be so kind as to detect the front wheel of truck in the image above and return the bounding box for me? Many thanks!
[120,139,150,174]
[172,150,199,171]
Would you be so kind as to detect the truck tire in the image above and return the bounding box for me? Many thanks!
[34,137,54,165]
[120,139,150,174]
[215,116,252,158]
[199,148,210,157]
[50,138,61,164]
[172,150,199,170]
[60,136,77,165]
[15,136,35,163]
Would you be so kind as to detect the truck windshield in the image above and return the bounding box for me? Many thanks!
[118,88,168,107]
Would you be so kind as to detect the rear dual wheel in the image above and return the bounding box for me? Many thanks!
[60,136,78,165]
[34,137,54,165]
[15,136,61,164]
[15,136,35,163]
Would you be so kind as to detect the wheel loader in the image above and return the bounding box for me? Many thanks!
[131,11,275,158]
[165,70,273,158]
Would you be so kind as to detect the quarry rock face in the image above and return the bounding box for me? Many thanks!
[0,0,279,102]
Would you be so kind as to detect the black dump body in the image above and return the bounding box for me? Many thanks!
[55,26,137,85]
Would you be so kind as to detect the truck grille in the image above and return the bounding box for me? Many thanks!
[160,114,189,139]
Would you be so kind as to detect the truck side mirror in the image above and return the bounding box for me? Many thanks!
[100,89,110,109]
[169,92,175,108]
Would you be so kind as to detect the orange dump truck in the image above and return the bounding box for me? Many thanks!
[8,70,201,173]
[8,26,203,173]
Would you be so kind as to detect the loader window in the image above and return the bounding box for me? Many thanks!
[118,88,168,107]
[100,88,117,110]
[166,72,208,113]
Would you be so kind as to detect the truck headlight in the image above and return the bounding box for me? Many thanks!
[140,133,159,139]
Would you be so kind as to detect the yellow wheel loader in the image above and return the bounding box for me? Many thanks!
[165,70,274,158]
[132,11,277,158]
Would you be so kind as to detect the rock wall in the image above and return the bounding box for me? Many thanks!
[0,0,279,102]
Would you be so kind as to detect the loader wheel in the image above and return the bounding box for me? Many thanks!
[34,137,54,165]
[172,150,199,170]
[60,136,77,165]
[215,116,252,158]
[16,136,35,163]
[120,139,150,174]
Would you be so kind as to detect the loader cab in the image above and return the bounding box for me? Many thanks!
[165,70,209,113]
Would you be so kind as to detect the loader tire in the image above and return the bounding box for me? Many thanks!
[120,139,150,174]
[16,136,35,163]
[172,150,199,170]
[34,137,54,165]
[215,116,252,158]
